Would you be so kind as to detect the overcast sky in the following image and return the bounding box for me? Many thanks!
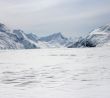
[0,0,110,37]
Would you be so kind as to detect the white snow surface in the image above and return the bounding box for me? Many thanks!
[0,47,110,98]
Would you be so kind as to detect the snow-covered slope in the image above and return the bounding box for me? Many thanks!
[68,37,85,48]
[26,33,39,42]
[68,24,110,48]
[86,24,110,47]
[0,48,110,98]
[13,30,39,49]
[0,23,39,49]
[0,23,23,49]
[0,31,24,49]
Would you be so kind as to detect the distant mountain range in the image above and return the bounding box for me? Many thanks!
[0,23,110,49]
[0,23,73,49]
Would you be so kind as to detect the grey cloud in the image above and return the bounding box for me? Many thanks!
[0,0,110,38]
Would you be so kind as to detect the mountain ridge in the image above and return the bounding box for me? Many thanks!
[68,24,110,48]
[0,22,110,49]
[0,23,72,49]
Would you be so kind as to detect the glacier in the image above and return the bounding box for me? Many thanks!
[0,47,110,98]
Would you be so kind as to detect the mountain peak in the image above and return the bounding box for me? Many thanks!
[13,29,24,34]
[26,33,38,42]
[98,24,110,33]
[49,32,66,40]
[52,32,63,37]
[13,29,26,40]
[0,23,10,33]
[54,32,62,36]
[40,32,66,42]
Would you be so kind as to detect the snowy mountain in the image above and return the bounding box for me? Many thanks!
[39,32,72,48]
[13,30,39,49]
[1,22,110,49]
[0,32,23,49]
[0,23,73,49]
[86,24,110,47]
[68,37,86,48]
[0,23,10,33]
[26,33,39,42]
[68,24,110,48]
[0,23,23,49]
[0,23,39,49]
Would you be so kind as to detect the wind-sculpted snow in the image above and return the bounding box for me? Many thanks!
[0,48,110,98]
[1,66,69,87]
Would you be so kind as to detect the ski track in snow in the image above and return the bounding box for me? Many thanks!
[0,47,110,98]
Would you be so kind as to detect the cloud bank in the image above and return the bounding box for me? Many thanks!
[0,0,110,37]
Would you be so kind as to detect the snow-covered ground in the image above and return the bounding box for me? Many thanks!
[0,47,110,98]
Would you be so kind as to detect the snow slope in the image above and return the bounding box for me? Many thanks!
[0,32,24,49]
[0,23,40,49]
[13,30,39,49]
[0,47,110,98]
[68,24,110,48]
[87,24,110,47]
[26,33,39,42]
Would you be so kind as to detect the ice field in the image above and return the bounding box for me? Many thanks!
[0,47,110,98]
